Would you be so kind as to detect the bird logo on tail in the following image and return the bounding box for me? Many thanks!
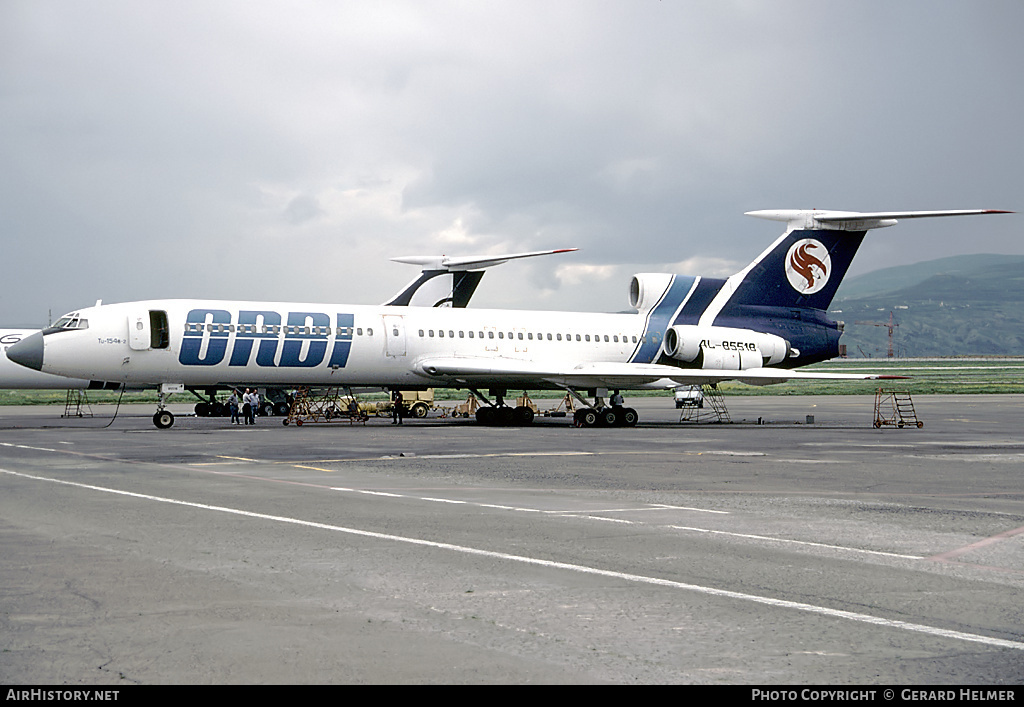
[785,239,831,295]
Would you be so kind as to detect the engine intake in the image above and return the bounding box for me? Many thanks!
[629,274,674,312]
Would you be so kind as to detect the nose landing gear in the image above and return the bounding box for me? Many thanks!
[151,383,183,429]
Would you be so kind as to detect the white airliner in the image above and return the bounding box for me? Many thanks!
[7,209,1008,428]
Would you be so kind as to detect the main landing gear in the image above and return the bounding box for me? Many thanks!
[470,389,535,426]
[468,388,638,427]
[567,388,638,428]
[572,406,638,428]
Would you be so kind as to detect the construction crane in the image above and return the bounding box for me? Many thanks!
[854,311,899,358]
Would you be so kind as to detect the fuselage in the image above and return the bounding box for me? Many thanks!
[31,300,651,388]
[17,291,842,391]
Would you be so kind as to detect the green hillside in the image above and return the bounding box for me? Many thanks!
[831,255,1024,357]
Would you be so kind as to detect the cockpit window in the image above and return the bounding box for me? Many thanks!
[46,314,89,333]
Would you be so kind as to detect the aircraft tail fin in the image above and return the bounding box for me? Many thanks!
[702,209,1011,322]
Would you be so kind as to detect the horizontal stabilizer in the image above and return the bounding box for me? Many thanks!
[384,248,578,308]
[746,209,1011,232]
[391,248,577,272]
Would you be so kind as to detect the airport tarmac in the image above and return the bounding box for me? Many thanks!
[1,394,1022,684]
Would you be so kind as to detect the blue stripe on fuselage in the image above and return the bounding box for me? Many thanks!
[630,275,699,363]
[671,277,726,326]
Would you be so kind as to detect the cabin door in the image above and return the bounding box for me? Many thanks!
[382,315,407,358]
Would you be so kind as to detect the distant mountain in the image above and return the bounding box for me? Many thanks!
[830,255,1024,357]
[835,254,1024,300]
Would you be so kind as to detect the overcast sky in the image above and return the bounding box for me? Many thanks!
[2,0,1020,325]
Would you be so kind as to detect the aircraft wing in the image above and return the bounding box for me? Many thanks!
[415,357,898,389]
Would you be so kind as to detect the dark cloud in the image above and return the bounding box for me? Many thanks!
[0,0,1019,324]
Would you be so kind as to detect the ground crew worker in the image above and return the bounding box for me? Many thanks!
[392,390,404,425]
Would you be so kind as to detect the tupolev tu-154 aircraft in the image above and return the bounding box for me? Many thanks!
[7,208,1009,428]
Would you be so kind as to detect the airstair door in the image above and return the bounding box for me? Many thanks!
[383,315,407,358]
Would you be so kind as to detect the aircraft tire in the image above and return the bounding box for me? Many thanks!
[153,411,174,429]
[195,402,210,417]
[476,407,495,425]
[513,405,534,425]
[620,407,638,427]
[494,406,515,426]
[275,402,290,416]
[599,408,618,427]
[575,408,598,427]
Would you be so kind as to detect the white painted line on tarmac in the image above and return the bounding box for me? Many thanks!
[572,515,634,524]
[0,442,58,453]
[326,485,727,518]
[3,466,1021,653]
[477,503,544,513]
[699,451,766,457]
[668,525,923,560]
[650,503,729,514]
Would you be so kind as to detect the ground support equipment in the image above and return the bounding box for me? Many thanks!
[283,387,368,426]
[517,392,575,418]
[679,384,731,424]
[62,389,93,418]
[873,388,923,428]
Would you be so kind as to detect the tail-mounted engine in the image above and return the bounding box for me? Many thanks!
[629,274,675,312]
[663,325,790,370]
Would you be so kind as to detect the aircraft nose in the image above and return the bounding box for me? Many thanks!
[6,331,44,371]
